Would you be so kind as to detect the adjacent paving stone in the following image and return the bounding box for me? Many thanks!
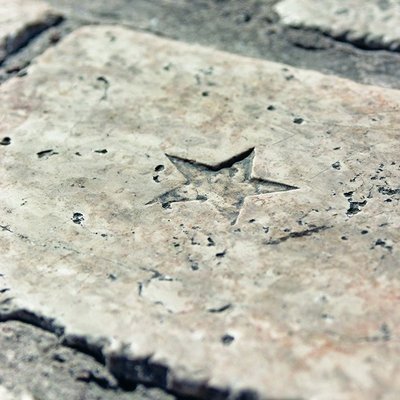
[0,26,399,399]
[275,0,400,51]
[0,0,398,89]
[0,0,62,63]
[42,0,400,89]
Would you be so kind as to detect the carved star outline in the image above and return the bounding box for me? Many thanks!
[147,148,298,224]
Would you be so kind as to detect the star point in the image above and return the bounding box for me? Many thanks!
[147,148,298,223]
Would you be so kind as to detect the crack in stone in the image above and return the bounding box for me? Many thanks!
[264,225,331,245]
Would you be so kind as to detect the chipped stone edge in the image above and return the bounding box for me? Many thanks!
[0,10,64,64]
[0,301,261,400]
[274,1,400,52]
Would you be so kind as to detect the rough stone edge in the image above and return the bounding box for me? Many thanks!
[295,25,400,52]
[0,302,269,400]
[0,10,64,64]
[274,1,400,52]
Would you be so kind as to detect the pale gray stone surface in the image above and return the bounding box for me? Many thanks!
[0,386,19,400]
[1,26,399,399]
[0,0,61,63]
[275,0,400,50]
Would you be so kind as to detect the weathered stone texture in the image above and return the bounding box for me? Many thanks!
[0,0,61,63]
[0,26,399,399]
[275,0,400,50]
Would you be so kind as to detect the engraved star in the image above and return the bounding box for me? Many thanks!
[147,148,298,224]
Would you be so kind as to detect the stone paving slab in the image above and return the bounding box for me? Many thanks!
[275,0,400,51]
[0,0,62,63]
[0,26,399,399]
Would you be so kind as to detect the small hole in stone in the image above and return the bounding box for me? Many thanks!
[216,250,226,258]
[221,334,235,345]
[191,262,199,271]
[72,212,84,224]
[0,137,11,146]
[293,117,304,124]
[242,13,252,22]
[202,91,209,97]
[155,164,165,172]
[94,149,108,154]
[267,105,275,111]
[37,149,58,158]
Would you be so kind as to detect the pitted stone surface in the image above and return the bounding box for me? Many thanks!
[0,0,61,63]
[0,26,399,399]
[275,0,400,50]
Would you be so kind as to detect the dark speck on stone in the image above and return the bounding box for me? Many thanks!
[293,117,304,124]
[202,91,209,97]
[242,12,252,23]
[94,149,108,154]
[332,161,341,170]
[97,76,108,84]
[37,149,58,158]
[72,212,85,224]
[52,353,67,363]
[267,105,275,111]
[0,137,11,145]
[221,334,235,345]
